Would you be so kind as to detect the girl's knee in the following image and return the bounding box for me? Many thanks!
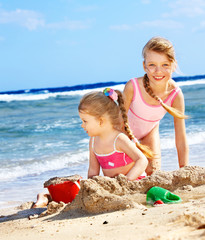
[32,193,51,208]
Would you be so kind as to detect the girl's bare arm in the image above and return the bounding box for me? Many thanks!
[117,134,148,181]
[123,80,134,112]
[172,92,189,167]
[88,138,100,178]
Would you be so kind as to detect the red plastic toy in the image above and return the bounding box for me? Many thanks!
[46,179,81,204]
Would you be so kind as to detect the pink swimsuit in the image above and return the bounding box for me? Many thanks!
[128,78,181,140]
[92,133,134,169]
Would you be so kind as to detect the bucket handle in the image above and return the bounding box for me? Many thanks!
[74,181,81,189]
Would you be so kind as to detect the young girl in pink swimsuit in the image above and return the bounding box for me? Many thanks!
[123,37,189,175]
[33,88,152,208]
[78,88,153,181]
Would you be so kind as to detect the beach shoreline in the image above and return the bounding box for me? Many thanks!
[1,166,205,240]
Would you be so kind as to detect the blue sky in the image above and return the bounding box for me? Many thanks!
[1,0,205,92]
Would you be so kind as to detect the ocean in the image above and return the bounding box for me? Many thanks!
[0,75,205,209]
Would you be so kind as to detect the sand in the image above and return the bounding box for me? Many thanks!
[1,166,205,240]
[44,174,82,187]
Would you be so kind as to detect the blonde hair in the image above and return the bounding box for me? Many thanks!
[78,90,154,158]
[142,37,188,119]
[142,36,176,63]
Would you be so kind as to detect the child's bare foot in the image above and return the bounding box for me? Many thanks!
[32,193,51,208]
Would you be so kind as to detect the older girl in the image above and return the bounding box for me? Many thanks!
[123,37,189,175]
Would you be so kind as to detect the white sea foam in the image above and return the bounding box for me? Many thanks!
[187,131,205,146]
[78,138,89,144]
[0,80,204,102]
[0,151,89,182]
[0,88,107,102]
[159,130,205,150]
[34,120,75,132]
[177,79,205,86]
[65,84,125,96]
[0,92,66,102]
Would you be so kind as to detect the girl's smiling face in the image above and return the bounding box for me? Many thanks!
[143,50,176,83]
[79,111,101,137]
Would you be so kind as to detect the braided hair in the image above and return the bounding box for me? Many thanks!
[143,74,188,119]
[116,90,154,158]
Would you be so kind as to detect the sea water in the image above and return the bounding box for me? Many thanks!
[0,77,205,209]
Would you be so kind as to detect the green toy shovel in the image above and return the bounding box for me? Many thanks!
[146,186,182,206]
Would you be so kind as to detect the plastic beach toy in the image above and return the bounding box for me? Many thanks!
[146,186,182,206]
[44,175,82,204]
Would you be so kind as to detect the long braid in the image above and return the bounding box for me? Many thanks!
[116,90,154,159]
[143,74,188,119]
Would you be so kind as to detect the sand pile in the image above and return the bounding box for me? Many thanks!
[43,166,205,215]
[1,166,205,240]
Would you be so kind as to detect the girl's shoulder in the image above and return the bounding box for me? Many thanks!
[124,77,144,93]
[115,132,131,145]
[127,76,144,84]
[115,132,134,152]
[137,77,145,87]
[169,79,180,89]
[169,80,185,108]
[124,78,134,91]
[169,79,184,96]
